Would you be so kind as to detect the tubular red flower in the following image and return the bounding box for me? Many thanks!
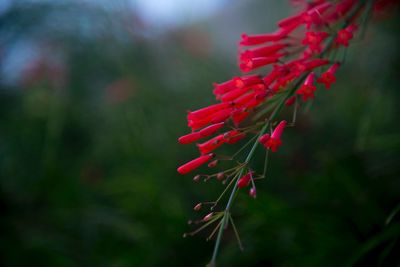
[177,153,214,175]
[220,87,251,102]
[199,122,225,137]
[224,130,246,144]
[317,63,340,89]
[212,77,242,95]
[178,132,202,145]
[197,135,226,154]
[237,172,253,188]
[188,102,232,121]
[296,72,317,101]
[263,120,287,152]
[240,55,282,73]
[240,32,285,46]
[240,43,287,62]
[180,122,225,145]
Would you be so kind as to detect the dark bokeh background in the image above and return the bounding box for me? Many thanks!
[0,1,399,266]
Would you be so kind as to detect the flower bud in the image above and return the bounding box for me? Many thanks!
[193,203,202,211]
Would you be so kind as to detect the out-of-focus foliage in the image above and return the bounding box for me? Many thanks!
[0,1,399,266]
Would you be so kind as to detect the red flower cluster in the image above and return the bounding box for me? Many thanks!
[177,0,364,176]
[178,1,399,265]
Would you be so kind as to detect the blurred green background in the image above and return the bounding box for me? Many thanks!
[0,1,399,266]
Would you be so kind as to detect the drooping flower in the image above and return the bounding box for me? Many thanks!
[296,72,317,101]
[317,63,340,89]
[260,120,287,152]
[177,153,214,175]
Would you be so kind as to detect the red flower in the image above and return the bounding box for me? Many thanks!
[239,43,287,62]
[335,24,357,47]
[197,134,226,154]
[177,153,214,174]
[317,63,340,89]
[302,31,329,53]
[260,120,287,152]
[296,72,316,101]
[224,130,246,144]
[285,96,296,106]
[237,172,253,188]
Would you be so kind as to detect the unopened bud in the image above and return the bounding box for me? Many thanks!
[203,212,213,222]
[208,160,218,168]
[194,203,202,211]
[216,172,225,181]
[249,187,257,198]
[193,175,201,182]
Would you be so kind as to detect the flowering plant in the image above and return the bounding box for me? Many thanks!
[177,0,397,265]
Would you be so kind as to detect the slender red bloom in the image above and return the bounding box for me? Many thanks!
[224,130,246,144]
[188,102,232,121]
[197,134,226,154]
[212,77,242,95]
[177,153,214,175]
[262,120,287,152]
[240,43,287,62]
[199,122,225,137]
[317,63,340,89]
[240,55,282,73]
[179,122,225,144]
[178,132,202,145]
[237,172,253,188]
[296,72,317,101]
[240,31,285,46]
